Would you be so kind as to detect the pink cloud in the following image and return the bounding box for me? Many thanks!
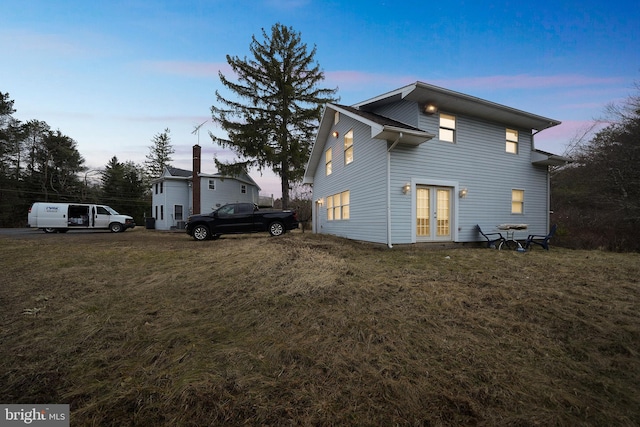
[535,119,612,154]
[325,70,627,93]
[325,70,417,88]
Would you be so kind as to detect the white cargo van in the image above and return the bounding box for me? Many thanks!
[27,202,136,233]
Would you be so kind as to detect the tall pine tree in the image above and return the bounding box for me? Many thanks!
[211,23,338,208]
[145,128,174,178]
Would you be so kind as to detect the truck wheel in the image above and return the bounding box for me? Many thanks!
[268,221,285,236]
[109,222,124,233]
[43,228,56,233]
[192,225,210,241]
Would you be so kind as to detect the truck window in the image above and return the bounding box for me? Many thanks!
[236,204,253,215]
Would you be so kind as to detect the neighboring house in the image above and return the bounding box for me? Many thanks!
[150,145,265,230]
[303,81,569,247]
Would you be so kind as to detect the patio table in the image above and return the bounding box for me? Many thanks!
[496,224,528,250]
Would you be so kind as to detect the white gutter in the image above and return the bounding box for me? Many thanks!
[387,133,403,248]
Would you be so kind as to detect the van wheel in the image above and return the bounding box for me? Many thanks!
[109,222,124,233]
[43,228,56,233]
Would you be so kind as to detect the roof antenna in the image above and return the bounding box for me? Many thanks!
[191,120,207,145]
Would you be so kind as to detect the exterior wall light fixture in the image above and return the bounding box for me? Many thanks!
[402,182,411,194]
[332,131,339,138]
[423,104,438,115]
[459,188,468,198]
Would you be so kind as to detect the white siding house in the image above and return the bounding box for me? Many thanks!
[150,145,263,230]
[303,81,569,247]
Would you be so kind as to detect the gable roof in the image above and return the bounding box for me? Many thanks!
[166,166,192,177]
[152,166,261,190]
[354,81,561,131]
[303,103,435,184]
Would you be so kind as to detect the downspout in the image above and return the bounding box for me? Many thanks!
[387,132,403,248]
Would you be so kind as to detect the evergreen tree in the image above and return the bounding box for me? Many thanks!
[145,128,174,178]
[211,23,338,208]
[101,156,148,222]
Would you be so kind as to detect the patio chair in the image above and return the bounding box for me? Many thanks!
[524,224,558,250]
[476,224,506,249]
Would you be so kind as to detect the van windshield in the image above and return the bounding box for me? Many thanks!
[104,206,120,215]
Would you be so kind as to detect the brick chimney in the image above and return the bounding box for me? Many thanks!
[192,144,201,215]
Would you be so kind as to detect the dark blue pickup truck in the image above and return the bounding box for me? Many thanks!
[185,203,299,241]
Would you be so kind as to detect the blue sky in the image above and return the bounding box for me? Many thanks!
[2,0,638,197]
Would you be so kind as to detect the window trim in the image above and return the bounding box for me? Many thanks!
[506,128,518,154]
[174,204,183,221]
[344,129,354,165]
[439,113,456,143]
[327,190,350,221]
[511,189,524,214]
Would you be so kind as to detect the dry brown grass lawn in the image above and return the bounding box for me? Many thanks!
[1,229,639,426]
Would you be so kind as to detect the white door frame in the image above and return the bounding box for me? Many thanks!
[410,178,461,243]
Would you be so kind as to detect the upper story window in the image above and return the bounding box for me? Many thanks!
[208,179,215,190]
[344,129,354,165]
[512,189,524,214]
[506,129,518,154]
[325,148,332,176]
[439,113,456,143]
[334,111,340,125]
[241,184,247,194]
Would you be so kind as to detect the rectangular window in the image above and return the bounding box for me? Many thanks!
[334,111,340,125]
[160,182,163,193]
[174,205,183,221]
[325,148,332,175]
[160,205,164,220]
[208,179,215,190]
[155,183,158,194]
[439,113,456,143]
[241,185,246,194]
[512,189,524,214]
[344,129,353,165]
[327,190,350,220]
[506,129,518,154]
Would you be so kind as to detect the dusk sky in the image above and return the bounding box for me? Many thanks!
[2,0,638,197]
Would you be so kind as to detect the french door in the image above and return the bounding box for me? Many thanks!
[416,186,452,241]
